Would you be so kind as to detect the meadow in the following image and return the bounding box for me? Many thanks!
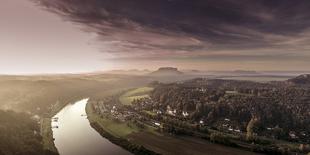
[119,87,154,105]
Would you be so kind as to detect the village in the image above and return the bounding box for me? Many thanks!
[90,78,310,148]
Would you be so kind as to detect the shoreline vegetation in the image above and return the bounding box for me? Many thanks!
[86,97,159,155]
[41,118,58,154]
[90,122,159,155]
[41,96,87,154]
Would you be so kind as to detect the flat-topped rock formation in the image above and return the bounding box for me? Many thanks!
[149,67,183,76]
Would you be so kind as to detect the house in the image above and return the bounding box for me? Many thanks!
[154,122,161,126]
[289,131,297,139]
[166,105,176,116]
[234,129,241,133]
[156,110,163,114]
[224,118,230,121]
[182,111,189,117]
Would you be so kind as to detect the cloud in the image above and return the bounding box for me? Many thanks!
[32,0,310,62]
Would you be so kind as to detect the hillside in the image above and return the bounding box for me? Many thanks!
[288,74,310,84]
[0,110,57,155]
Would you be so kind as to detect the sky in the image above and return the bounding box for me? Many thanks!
[1,0,310,74]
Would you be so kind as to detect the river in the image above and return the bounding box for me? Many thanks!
[51,99,132,155]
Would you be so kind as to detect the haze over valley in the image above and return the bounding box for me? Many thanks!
[1,0,310,155]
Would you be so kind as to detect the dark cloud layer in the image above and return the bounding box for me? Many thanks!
[33,0,310,61]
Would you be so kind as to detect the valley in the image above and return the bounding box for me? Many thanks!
[0,72,309,155]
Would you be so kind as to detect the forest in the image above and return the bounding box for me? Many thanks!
[0,110,57,155]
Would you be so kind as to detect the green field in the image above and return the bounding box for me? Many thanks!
[87,104,158,137]
[119,87,154,105]
[86,102,140,138]
[143,110,157,116]
[129,132,259,155]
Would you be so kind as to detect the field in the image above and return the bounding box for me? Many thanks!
[119,87,154,105]
[86,102,140,138]
[217,75,293,82]
[129,132,260,155]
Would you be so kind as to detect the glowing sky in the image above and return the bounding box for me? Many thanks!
[1,0,310,74]
[0,0,110,74]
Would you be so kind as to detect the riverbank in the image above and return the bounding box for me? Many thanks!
[41,96,87,154]
[86,98,260,155]
[89,121,158,155]
[86,101,158,155]
[41,118,58,153]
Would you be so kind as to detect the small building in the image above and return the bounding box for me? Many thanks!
[234,129,241,133]
[182,111,189,117]
[225,91,238,94]
[154,122,161,126]
[289,131,297,139]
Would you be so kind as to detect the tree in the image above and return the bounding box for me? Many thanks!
[246,116,259,141]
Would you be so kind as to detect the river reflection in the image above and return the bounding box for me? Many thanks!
[52,99,132,155]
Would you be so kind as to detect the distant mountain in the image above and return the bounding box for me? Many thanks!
[288,74,310,84]
[104,69,151,75]
[233,70,259,75]
[149,67,183,76]
[182,69,205,75]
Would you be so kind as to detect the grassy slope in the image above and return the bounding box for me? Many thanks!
[119,87,154,105]
[86,102,139,138]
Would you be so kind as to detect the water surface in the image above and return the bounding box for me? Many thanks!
[52,99,132,155]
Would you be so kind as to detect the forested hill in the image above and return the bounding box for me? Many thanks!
[288,74,310,85]
[0,110,57,155]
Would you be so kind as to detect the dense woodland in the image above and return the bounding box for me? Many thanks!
[0,110,57,155]
[149,77,310,143]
